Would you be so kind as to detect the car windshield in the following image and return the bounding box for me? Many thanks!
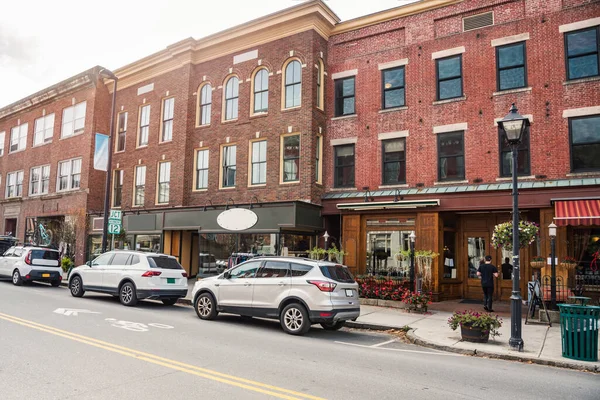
[319,265,355,283]
[30,250,60,261]
[147,256,182,269]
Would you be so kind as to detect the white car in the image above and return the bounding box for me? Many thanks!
[68,250,188,306]
[191,257,360,335]
[0,246,62,286]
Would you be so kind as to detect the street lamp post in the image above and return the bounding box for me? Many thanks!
[498,103,530,352]
[549,222,558,310]
[100,69,118,254]
[409,231,416,293]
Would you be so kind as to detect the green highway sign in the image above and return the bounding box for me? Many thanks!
[108,209,122,234]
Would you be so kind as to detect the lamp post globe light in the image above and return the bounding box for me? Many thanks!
[498,103,530,352]
[409,231,416,293]
[549,222,558,310]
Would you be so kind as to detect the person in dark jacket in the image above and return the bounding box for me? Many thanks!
[477,255,499,312]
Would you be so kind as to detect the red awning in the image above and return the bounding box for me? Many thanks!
[554,199,600,226]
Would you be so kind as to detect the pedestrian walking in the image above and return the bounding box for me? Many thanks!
[477,255,499,312]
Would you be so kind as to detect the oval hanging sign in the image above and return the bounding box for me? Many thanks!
[217,208,259,231]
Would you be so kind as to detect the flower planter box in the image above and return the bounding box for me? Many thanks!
[460,324,490,343]
[530,261,545,269]
[559,262,577,270]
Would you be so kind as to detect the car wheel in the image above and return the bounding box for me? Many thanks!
[12,270,23,286]
[195,293,217,320]
[280,303,311,335]
[50,280,61,287]
[161,298,178,306]
[119,282,138,306]
[321,321,345,331]
[69,276,85,297]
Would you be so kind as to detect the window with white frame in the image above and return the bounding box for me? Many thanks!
[199,84,212,126]
[196,149,209,190]
[222,145,236,188]
[284,60,302,108]
[61,101,86,138]
[161,98,174,142]
[315,135,322,183]
[282,135,300,182]
[113,170,123,207]
[10,123,28,153]
[30,165,50,195]
[157,162,171,204]
[134,165,146,206]
[138,105,150,146]
[0,131,4,156]
[34,113,55,146]
[57,158,82,191]
[224,77,239,121]
[251,140,267,185]
[116,112,127,152]
[253,69,269,114]
[6,171,24,198]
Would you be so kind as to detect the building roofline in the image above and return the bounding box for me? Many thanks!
[0,66,106,120]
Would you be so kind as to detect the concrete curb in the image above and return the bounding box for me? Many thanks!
[406,330,599,373]
[345,321,404,331]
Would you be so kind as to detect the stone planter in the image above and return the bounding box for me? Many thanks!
[460,324,490,343]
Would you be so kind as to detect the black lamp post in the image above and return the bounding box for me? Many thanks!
[549,222,558,310]
[498,103,530,352]
[409,231,416,293]
[99,69,118,254]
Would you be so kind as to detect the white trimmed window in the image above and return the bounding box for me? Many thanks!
[284,60,302,108]
[224,77,239,121]
[138,105,150,147]
[195,149,209,190]
[6,171,24,198]
[157,162,171,204]
[116,112,127,152]
[61,101,86,138]
[34,114,55,146]
[315,135,322,183]
[282,134,300,182]
[199,84,212,126]
[30,165,50,196]
[251,140,267,185]
[134,165,146,206]
[253,69,269,114]
[113,170,123,207]
[57,158,82,191]
[222,145,237,188]
[0,131,5,156]
[161,98,174,142]
[10,123,28,153]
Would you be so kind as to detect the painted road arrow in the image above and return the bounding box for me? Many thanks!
[53,308,101,317]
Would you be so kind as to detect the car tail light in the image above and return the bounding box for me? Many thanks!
[307,280,337,292]
[24,252,32,265]
[141,271,162,277]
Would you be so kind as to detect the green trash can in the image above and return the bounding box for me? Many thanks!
[558,304,600,362]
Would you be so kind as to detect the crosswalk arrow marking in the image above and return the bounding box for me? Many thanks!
[53,308,101,317]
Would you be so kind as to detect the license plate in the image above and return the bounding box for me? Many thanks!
[42,273,50,278]
[167,278,175,284]
[345,289,354,297]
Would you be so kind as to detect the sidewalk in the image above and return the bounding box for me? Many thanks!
[347,302,600,372]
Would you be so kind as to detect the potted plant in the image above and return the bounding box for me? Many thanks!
[559,256,578,270]
[401,291,432,312]
[309,246,326,260]
[448,310,502,343]
[61,256,74,279]
[326,244,346,264]
[491,220,539,251]
[530,256,545,270]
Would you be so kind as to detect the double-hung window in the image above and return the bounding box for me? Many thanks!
[334,77,355,117]
[6,171,24,198]
[113,170,123,207]
[34,114,54,146]
[222,145,237,188]
[10,123,27,153]
[199,84,211,126]
[0,131,4,156]
[565,26,599,80]
[157,162,171,204]
[116,112,127,152]
[382,139,406,185]
[195,149,209,190]
[138,105,150,147]
[436,55,463,100]
[282,135,300,182]
[334,144,355,188]
[57,158,82,191]
[224,77,239,121]
[569,115,600,172]
[30,165,50,196]
[437,131,465,181]
[253,69,269,114]
[382,67,405,109]
[315,136,322,183]
[134,166,146,206]
[251,140,267,185]
[61,101,86,138]
[161,98,174,142]
[496,42,527,91]
[499,128,530,177]
[284,60,302,108]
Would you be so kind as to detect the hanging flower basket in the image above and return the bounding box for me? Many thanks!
[559,256,578,270]
[530,257,545,270]
[491,221,539,251]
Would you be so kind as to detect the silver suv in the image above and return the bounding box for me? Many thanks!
[191,257,360,335]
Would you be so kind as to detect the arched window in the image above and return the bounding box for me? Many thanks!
[224,77,239,121]
[253,68,269,114]
[198,84,211,126]
[284,60,302,108]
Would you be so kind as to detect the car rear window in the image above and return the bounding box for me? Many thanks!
[291,263,313,277]
[319,265,355,283]
[30,250,60,261]
[147,256,182,269]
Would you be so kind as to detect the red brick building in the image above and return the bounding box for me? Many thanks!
[0,67,111,264]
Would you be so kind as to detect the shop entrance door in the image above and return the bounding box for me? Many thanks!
[464,232,492,300]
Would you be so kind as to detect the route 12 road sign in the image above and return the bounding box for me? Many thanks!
[108,210,122,234]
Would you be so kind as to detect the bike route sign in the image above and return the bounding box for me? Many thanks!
[108,210,122,235]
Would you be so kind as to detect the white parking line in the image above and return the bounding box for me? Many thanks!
[370,339,397,348]
[334,341,461,356]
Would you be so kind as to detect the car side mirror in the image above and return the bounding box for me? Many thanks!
[86,261,92,267]
[223,271,231,279]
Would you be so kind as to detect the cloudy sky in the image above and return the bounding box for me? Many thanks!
[0,0,416,108]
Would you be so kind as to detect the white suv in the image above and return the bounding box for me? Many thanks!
[68,251,188,306]
[191,257,360,335]
[0,246,62,286]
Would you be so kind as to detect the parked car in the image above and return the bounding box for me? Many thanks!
[191,257,360,335]
[68,250,188,306]
[0,246,61,286]
[0,236,18,255]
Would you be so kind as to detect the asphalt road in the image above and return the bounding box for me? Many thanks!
[0,280,597,400]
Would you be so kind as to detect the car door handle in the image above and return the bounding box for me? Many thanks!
[244,283,252,287]
[278,282,286,286]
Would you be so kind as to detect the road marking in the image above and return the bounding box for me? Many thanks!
[104,318,175,332]
[54,308,101,316]
[370,339,397,348]
[0,311,324,400]
[334,340,461,356]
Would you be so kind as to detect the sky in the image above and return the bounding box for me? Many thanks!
[0,0,418,108]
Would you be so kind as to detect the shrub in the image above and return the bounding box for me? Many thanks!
[61,257,74,273]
